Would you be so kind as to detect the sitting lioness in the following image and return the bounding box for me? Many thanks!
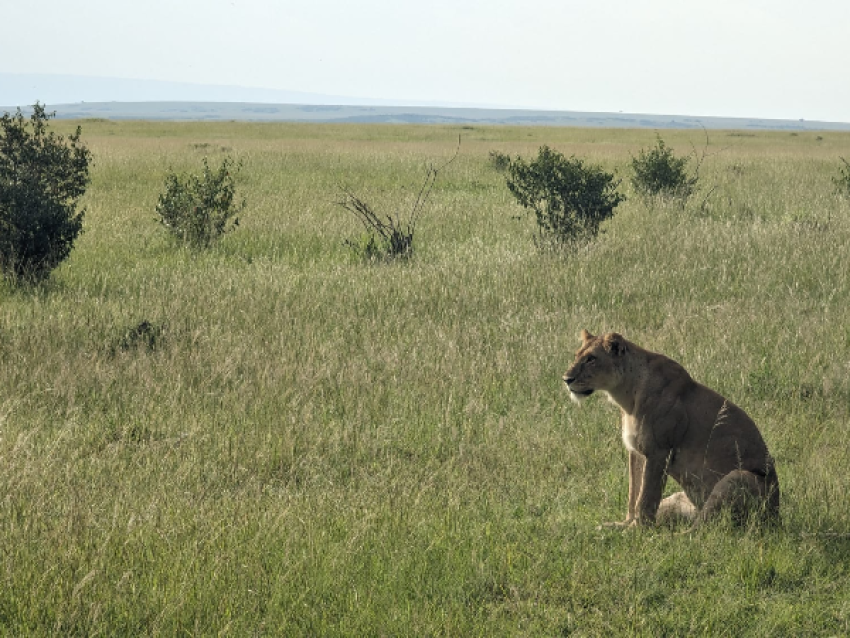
[564,330,780,528]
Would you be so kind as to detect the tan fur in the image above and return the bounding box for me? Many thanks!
[563,330,780,528]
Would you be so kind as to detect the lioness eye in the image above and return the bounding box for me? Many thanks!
[586,355,595,364]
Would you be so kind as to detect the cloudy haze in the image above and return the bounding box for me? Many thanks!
[1,0,848,122]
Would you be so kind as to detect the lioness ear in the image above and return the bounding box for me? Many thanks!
[603,333,627,356]
[580,329,595,343]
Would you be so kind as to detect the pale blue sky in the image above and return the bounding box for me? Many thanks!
[2,0,849,122]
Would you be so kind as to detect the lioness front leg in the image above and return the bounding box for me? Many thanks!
[634,455,668,525]
[600,450,644,528]
[626,450,644,524]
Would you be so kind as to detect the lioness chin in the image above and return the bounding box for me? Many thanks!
[564,330,780,528]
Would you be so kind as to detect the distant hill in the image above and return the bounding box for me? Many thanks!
[0,72,513,110]
[2,101,849,132]
[2,73,849,131]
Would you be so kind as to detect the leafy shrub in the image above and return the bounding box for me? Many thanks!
[156,156,245,248]
[630,134,697,200]
[834,157,850,197]
[488,150,511,172]
[505,145,624,245]
[0,103,91,283]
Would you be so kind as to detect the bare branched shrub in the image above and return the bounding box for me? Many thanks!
[337,142,459,261]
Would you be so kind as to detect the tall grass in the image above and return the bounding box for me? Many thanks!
[1,122,849,634]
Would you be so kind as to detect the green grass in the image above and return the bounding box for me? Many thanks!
[2,121,850,635]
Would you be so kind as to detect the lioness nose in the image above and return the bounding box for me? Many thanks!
[564,375,575,385]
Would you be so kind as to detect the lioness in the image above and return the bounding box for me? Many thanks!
[564,330,780,528]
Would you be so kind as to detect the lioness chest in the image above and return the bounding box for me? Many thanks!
[621,413,639,453]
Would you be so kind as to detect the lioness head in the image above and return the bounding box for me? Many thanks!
[563,330,628,403]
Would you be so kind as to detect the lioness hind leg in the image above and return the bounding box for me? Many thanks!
[698,470,779,527]
[656,491,698,527]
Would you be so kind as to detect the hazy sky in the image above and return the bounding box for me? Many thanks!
[2,0,849,122]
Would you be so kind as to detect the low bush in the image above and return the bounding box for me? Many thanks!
[488,150,511,172]
[155,156,246,248]
[504,145,624,246]
[630,134,697,200]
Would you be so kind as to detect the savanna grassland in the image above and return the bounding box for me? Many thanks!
[2,120,850,636]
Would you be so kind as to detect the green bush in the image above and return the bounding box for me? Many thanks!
[504,145,624,245]
[488,150,511,172]
[630,134,697,200]
[834,157,850,197]
[0,103,91,283]
[156,156,246,248]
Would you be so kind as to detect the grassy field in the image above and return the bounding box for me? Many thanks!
[2,120,850,635]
